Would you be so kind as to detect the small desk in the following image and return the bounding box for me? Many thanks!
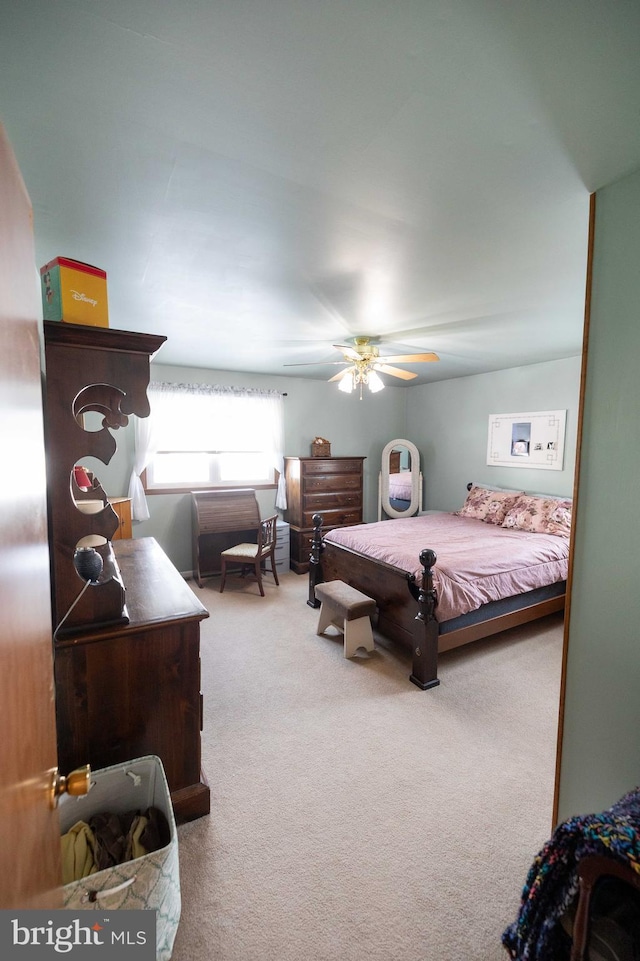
[54,537,210,822]
[191,489,260,586]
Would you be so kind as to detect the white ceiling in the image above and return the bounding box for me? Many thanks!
[2,1,640,384]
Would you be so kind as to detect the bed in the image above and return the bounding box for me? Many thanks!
[307,484,572,689]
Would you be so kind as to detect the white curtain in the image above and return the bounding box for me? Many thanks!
[260,390,287,510]
[127,403,161,521]
[128,381,199,521]
[130,382,287,516]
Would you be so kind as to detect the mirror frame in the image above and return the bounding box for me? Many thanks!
[379,438,422,519]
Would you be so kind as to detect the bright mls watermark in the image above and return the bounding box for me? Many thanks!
[0,910,155,958]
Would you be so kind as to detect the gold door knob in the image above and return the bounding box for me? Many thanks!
[49,764,91,808]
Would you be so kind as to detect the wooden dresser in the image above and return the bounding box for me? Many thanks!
[54,538,210,822]
[284,456,365,573]
[43,322,211,822]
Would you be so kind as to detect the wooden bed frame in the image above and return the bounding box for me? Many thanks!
[307,511,566,691]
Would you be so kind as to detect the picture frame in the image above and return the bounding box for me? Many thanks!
[487,409,566,471]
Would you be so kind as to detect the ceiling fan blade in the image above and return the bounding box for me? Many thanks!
[374,363,418,380]
[379,352,440,363]
[333,344,362,361]
[283,361,350,367]
[328,366,354,382]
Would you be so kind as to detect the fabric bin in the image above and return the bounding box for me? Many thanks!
[59,755,181,961]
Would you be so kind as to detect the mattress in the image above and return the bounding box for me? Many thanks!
[324,512,569,622]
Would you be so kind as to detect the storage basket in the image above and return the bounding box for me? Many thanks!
[311,436,331,458]
[59,755,180,961]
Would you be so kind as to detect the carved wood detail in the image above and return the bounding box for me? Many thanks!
[43,321,166,636]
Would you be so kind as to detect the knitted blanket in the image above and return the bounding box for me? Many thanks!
[502,787,640,960]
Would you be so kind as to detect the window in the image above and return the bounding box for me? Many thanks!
[128,382,286,520]
[148,449,275,488]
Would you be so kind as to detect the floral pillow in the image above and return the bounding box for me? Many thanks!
[456,486,524,525]
[502,495,573,538]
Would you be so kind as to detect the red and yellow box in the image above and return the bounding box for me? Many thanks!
[40,257,109,327]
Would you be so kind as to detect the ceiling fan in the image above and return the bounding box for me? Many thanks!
[284,337,439,397]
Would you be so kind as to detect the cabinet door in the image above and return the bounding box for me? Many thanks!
[110,499,132,539]
[55,622,203,797]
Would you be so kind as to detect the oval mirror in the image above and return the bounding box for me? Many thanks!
[379,438,422,519]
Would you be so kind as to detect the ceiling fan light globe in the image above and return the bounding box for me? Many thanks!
[367,370,385,392]
[338,373,354,393]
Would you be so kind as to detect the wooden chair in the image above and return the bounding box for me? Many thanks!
[219,513,280,596]
[569,855,640,960]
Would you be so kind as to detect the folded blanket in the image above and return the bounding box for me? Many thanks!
[61,820,98,885]
[62,806,171,882]
[502,787,640,960]
[89,810,138,870]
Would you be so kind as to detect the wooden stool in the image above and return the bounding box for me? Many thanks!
[315,581,376,658]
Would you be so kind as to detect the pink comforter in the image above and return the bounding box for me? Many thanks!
[323,513,569,622]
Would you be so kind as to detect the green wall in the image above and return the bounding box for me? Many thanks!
[91,363,407,572]
[92,355,581,574]
[556,170,640,820]
[407,356,581,511]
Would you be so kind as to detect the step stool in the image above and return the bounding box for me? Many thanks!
[315,580,376,658]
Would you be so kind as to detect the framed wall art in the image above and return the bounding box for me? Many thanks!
[486,409,567,471]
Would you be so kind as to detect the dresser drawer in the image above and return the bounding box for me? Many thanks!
[302,459,363,476]
[290,522,361,573]
[303,473,361,493]
[301,506,361,528]
[303,490,362,512]
[290,527,314,559]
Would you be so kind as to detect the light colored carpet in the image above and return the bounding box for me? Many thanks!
[171,570,563,961]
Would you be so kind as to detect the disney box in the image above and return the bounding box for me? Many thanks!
[40,256,109,327]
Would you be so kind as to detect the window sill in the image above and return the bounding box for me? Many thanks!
[144,482,278,495]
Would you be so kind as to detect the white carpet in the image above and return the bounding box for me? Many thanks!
[171,570,563,961]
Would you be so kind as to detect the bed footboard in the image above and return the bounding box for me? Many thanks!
[308,514,440,690]
[308,513,324,609]
[407,549,440,690]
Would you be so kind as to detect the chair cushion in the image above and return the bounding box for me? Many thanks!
[221,543,259,560]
